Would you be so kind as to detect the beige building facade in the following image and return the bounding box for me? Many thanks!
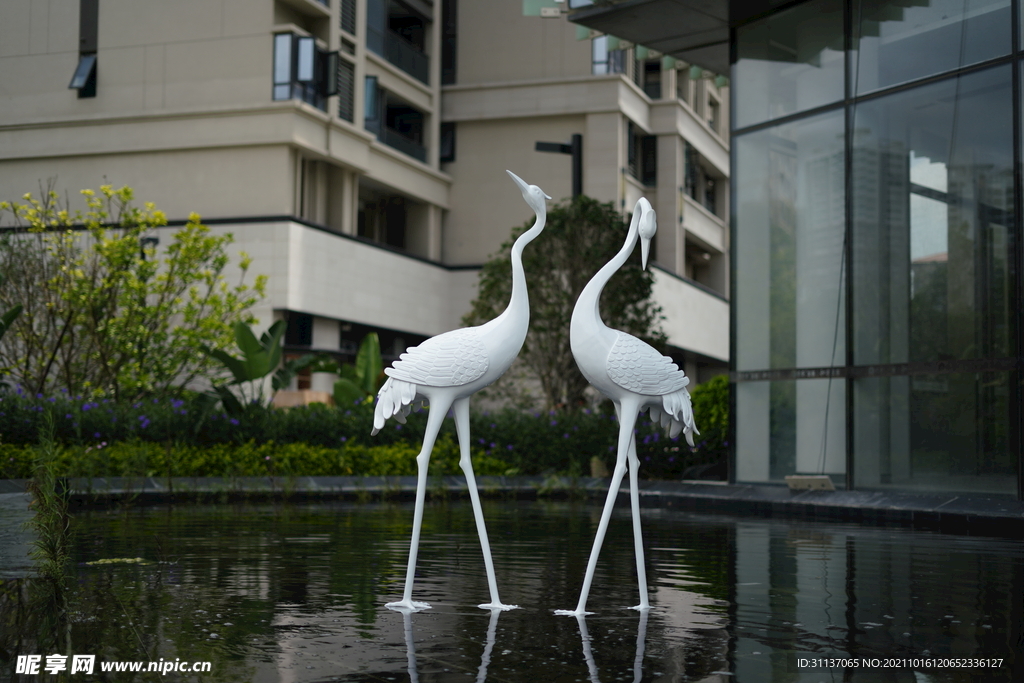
[0,0,728,388]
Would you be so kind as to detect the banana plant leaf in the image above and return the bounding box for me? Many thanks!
[0,304,23,344]
[354,332,383,395]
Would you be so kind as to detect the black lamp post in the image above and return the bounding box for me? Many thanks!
[535,133,582,198]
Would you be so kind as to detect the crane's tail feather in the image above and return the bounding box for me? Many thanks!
[372,377,422,435]
[658,387,699,447]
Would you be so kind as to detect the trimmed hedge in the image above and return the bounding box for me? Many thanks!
[0,378,727,480]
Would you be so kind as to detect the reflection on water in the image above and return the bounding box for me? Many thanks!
[0,500,1021,681]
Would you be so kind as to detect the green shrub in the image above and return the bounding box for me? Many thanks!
[0,436,510,480]
[0,378,730,480]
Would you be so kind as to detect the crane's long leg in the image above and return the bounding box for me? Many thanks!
[633,606,650,683]
[453,397,517,610]
[626,429,650,610]
[401,610,420,683]
[387,397,451,612]
[556,398,641,616]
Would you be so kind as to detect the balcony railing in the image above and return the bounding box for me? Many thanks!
[381,127,427,162]
[385,30,429,84]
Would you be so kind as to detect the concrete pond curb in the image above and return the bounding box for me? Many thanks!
[2,475,1022,538]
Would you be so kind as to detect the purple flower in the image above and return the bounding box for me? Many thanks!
[563,433,569,439]
[93,432,101,438]
[340,436,347,442]
[489,423,496,429]
[82,403,92,411]
[395,424,402,430]
[229,418,239,426]
[489,442,496,448]
[48,397,56,403]
[550,420,557,427]
[36,393,43,399]
[506,444,513,451]
[65,414,72,419]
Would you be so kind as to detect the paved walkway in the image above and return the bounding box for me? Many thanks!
[2,476,1022,538]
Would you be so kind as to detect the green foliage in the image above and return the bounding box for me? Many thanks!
[201,320,308,413]
[26,412,72,588]
[690,374,729,455]
[0,380,727,480]
[0,183,266,399]
[463,195,666,411]
[333,333,384,406]
[0,435,507,479]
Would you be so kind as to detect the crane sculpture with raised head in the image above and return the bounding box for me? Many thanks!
[373,170,550,613]
[556,197,698,617]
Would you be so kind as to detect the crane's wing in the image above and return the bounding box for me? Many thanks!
[607,331,690,395]
[385,327,489,387]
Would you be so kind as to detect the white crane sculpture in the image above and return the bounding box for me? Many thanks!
[373,170,550,613]
[557,197,698,617]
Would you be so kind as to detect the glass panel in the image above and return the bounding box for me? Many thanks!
[851,65,1013,366]
[734,109,846,371]
[854,372,1014,493]
[592,36,608,75]
[736,378,846,483]
[273,33,292,87]
[68,53,97,89]
[851,0,1011,96]
[733,0,844,129]
[297,37,315,82]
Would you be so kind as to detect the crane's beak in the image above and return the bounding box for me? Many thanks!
[641,236,650,270]
[506,170,529,195]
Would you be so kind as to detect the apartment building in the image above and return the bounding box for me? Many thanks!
[0,0,729,393]
[444,2,731,380]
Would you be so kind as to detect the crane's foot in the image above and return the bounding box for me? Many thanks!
[385,599,431,613]
[554,609,593,617]
[628,604,653,612]
[478,602,519,611]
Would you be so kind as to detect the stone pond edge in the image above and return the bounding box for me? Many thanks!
[1,476,1022,538]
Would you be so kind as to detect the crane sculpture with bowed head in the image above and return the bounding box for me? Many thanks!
[556,196,698,617]
[373,170,551,613]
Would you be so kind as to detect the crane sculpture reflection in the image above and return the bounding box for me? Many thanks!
[557,197,698,617]
[373,170,550,612]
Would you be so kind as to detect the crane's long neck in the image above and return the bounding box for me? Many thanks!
[499,206,546,326]
[573,208,640,331]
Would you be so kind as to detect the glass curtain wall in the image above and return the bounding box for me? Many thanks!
[732,0,1019,495]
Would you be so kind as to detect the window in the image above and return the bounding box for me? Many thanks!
[440,122,455,162]
[364,76,380,134]
[272,33,338,112]
[707,98,720,133]
[69,53,97,97]
[285,313,314,347]
[71,0,99,98]
[734,0,844,128]
[592,36,625,75]
[643,60,661,99]
[627,122,656,186]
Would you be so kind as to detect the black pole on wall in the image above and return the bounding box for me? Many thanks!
[535,133,583,198]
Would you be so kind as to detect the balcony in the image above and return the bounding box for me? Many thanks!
[367,0,430,85]
[380,127,427,162]
[385,30,429,84]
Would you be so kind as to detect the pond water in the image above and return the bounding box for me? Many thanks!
[1,499,1022,682]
